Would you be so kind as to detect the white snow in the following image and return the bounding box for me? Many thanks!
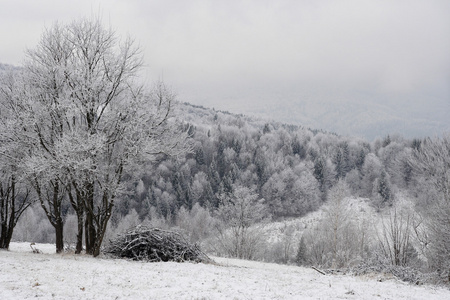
[262,197,377,244]
[1,242,449,300]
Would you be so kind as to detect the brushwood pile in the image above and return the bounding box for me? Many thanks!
[105,226,211,263]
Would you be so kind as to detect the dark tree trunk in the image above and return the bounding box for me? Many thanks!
[0,222,13,249]
[68,184,84,254]
[0,188,9,249]
[53,182,64,254]
[85,216,92,254]
[92,191,114,257]
[55,217,64,253]
[35,179,65,254]
[0,178,15,249]
[0,223,6,248]
[75,207,84,254]
[84,181,96,255]
[0,226,7,248]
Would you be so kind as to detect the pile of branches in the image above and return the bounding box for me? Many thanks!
[104,226,212,263]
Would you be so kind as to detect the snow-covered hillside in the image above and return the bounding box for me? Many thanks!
[1,243,449,300]
[262,197,376,247]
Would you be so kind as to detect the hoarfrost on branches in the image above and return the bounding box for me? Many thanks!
[0,17,190,256]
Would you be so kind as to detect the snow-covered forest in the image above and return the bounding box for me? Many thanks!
[1,16,450,295]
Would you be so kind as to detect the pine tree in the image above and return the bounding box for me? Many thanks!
[334,142,350,180]
[291,137,306,158]
[295,237,308,266]
[378,170,391,205]
[382,135,391,147]
[313,157,325,192]
[334,150,344,179]
[355,149,366,172]
[194,147,205,165]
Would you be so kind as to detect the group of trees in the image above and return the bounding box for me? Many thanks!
[293,135,450,282]
[117,106,406,223]
[0,18,189,256]
[409,136,450,279]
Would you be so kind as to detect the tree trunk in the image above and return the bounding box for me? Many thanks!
[85,214,96,255]
[0,194,8,248]
[92,239,102,257]
[0,179,15,249]
[91,192,114,257]
[0,223,9,249]
[55,218,64,253]
[0,224,13,249]
[68,184,84,254]
[35,179,65,254]
[84,181,96,255]
[0,185,6,248]
[75,207,84,254]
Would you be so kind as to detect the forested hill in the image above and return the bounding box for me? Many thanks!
[0,60,420,221]
[116,100,419,221]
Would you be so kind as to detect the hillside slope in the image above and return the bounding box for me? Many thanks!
[1,243,449,300]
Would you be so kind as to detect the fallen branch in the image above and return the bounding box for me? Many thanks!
[30,243,42,254]
[312,266,326,275]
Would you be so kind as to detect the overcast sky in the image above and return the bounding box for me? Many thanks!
[1,0,449,139]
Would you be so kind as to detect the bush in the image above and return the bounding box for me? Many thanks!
[350,259,430,285]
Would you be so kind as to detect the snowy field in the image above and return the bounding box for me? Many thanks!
[1,243,449,300]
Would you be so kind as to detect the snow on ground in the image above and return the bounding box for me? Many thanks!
[263,197,376,245]
[1,243,449,300]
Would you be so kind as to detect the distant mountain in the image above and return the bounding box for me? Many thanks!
[179,85,449,141]
[245,94,449,141]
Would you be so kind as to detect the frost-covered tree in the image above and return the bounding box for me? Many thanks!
[325,180,352,268]
[0,70,35,249]
[313,156,335,200]
[302,180,368,268]
[5,17,190,256]
[361,153,383,199]
[334,142,350,180]
[215,185,267,259]
[295,236,307,266]
[376,170,392,206]
[0,174,33,249]
[377,207,415,267]
[175,203,214,243]
[409,134,450,279]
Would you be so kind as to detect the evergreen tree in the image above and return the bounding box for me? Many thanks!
[295,237,308,266]
[292,137,306,159]
[382,135,391,147]
[411,138,422,151]
[194,147,205,166]
[355,149,366,172]
[378,170,391,205]
[334,150,344,179]
[313,157,326,192]
[334,142,350,180]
